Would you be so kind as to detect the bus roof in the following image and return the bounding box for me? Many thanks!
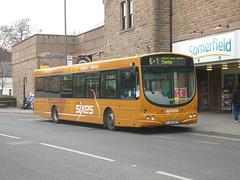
[34,56,139,77]
[34,52,192,77]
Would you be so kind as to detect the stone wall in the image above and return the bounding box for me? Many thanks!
[11,30,104,106]
[11,0,240,109]
[104,0,171,59]
[172,0,240,42]
[76,26,105,61]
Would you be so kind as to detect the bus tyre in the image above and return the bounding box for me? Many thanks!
[52,107,59,123]
[106,109,116,131]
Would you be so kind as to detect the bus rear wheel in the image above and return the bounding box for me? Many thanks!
[106,109,116,131]
[52,106,59,123]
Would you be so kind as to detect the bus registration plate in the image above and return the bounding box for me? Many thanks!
[166,120,179,125]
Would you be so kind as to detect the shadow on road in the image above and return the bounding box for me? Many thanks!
[40,118,195,135]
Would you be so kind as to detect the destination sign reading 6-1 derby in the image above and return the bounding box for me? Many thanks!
[148,56,186,66]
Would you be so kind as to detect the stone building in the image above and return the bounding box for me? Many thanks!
[172,0,240,111]
[103,0,171,58]
[12,0,240,110]
[12,27,104,106]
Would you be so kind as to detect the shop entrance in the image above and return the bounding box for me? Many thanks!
[196,69,209,111]
[196,67,221,111]
[221,74,235,111]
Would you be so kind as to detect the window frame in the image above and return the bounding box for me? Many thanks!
[50,75,61,98]
[101,70,117,98]
[120,67,139,99]
[73,73,86,98]
[35,66,140,101]
[61,74,73,98]
[128,0,133,29]
[121,1,126,31]
[120,0,133,31]
[86,72,100,98]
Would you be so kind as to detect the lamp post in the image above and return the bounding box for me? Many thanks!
[64,0,67,65]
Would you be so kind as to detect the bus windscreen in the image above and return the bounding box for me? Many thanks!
[141,54,195,106]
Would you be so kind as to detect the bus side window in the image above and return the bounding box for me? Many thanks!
[86,72,100,98]
[120,68,139,99]
[101,70,117,98]
[35,77,44,98]
[50,75,61,98]
[61,74,73,98]
[73,73,85,98]
[44,77,50,93]
[35,76,50,98]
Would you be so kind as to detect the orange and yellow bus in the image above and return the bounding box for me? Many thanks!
[34,52,197,130]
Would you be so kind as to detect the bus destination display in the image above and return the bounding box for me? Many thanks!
[148,56,186,66]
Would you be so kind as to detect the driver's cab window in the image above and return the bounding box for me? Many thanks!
[121,68,139,99]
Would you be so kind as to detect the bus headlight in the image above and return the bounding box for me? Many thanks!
[193,113,197,118]
[151,116,155,120]
[146,115,150,120]
[189,113,193,118]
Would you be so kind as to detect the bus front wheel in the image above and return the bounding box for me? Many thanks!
[106,109,116,131]
[52,106,59,123]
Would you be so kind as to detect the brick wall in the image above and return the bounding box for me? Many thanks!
[12,58,38,106]
[12,31,104,106]
[172,0,240,42]
[11,0,240,107]
[104,0,171,60]
[76,26,105,61]
[154,0,171,52]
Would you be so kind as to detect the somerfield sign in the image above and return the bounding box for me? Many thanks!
[173,31,239,64]
[189,37,231,59]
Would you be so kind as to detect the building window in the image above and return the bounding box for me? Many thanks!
[128,0,133,29]
[121,2,126,31]
[121,0,133,31]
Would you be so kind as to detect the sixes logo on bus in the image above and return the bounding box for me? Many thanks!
[76,103,94,117]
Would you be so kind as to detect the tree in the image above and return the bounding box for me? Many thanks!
[0,18,32,51]
[0,25,14,51]
[0,42,12,95]
[0,48,11,61]
[0,18,33,95]
[11,18,32,45]
[0,60,12,95]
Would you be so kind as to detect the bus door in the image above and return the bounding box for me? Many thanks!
[117,68,139,126]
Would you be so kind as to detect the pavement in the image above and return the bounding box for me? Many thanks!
[0,107,239,137]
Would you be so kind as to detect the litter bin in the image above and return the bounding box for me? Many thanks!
[10,97,16,107]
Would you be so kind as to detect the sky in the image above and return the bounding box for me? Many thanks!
[0,0,104,35]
